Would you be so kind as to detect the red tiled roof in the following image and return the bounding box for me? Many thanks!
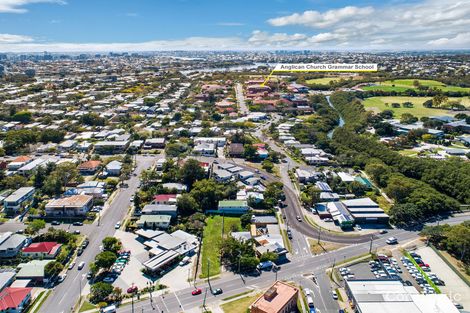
[22,242,61,254]
[78,160,102,169]
[153,194,177,202]
[0,287,32,311]
[11,156,31,163]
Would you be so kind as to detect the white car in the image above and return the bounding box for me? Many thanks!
[115,222,121,229]
[57,274,67,282]
[386,237,398,244]
[304,288,311,296]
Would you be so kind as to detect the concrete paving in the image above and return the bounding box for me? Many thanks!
[417,246,470,309]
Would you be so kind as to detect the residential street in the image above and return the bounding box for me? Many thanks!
[39,155,156,313]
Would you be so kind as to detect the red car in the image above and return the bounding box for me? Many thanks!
[191,288,202,296]
[127,286,138,294]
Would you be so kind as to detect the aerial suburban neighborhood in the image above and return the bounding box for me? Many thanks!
[0,1,469,313]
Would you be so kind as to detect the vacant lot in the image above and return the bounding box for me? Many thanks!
[221,293,261,313]
[362,79,470,93]
[200,215,241,278]
[362,96,470,118]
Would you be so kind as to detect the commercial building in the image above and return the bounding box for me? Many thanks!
[345,279,460,313]
[138,229,198,273]
[250,281,298,313]
[342,198,389,224]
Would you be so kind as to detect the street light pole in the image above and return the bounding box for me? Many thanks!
[369,235,374,253]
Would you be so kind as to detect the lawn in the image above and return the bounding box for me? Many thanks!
[362,96,470,118]
[362,79,470,93]
[200,215,241,278]
[221,293,261,313]
[79,301,97,313]
[308,239,345,254]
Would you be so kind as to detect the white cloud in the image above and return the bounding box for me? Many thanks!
[0,33,33,43]
[428,32,470,48]
[268,6,374,28]
[264,0,470,49]
[0,0,65,13]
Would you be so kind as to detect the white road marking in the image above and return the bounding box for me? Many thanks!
[174,292,185,311]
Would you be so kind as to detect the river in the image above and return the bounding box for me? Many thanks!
[326,95,345,139]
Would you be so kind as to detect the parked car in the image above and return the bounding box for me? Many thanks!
[127,286,138,294]
[115,222,121,229]
[73,221,83,226]
[74,230,81,234]
[51,221,61,226]
[57,274,67,282]
[379,229,388,234]
[191,288,202,296]
[78,261,85,270]
[68,262,76,270]
[332,290,338,300]
[103,276,115,283]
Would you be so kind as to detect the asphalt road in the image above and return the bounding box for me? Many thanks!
[118,215,470,313]
[235,83,248,115]
[39,155,156,313]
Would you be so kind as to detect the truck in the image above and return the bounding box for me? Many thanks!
[256,261,274,271]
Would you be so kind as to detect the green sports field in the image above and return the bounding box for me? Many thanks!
[362,79,470,92]
[362,79,470,93]
[362,96,470,118]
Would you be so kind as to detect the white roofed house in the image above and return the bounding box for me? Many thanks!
[3,187,35,214]
[192,143,216,156]
[105,160,122,176]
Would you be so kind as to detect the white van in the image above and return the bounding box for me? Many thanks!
[179,256,191,266]
[307,295,314,307]
[101,305,116,313]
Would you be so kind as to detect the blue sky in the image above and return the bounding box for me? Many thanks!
[0,0,469,51]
